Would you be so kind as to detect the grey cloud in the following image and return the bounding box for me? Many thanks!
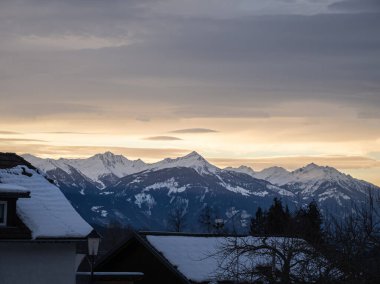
[0,0,153,37]
[0,102,101,119]
[170,128,218,134]
[144,136,182,141]
[172,106,271,119]
[357,111,380,119]
[329,0,380,13]
[0,1,379,120]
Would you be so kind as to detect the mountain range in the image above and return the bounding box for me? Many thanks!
[23,151,380,232]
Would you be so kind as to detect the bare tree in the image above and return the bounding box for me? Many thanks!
[199,205,225,234]
[213,236,341,283]
[324,190,380,283]
[199,205,214,233]
[167,200,188,232]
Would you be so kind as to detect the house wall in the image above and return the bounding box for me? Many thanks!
[0,242,77,284]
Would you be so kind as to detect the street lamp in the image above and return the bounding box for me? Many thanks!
[87,230,101,284]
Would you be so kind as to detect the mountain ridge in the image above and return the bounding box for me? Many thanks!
[23,151,378,189]
[22,151,380,231]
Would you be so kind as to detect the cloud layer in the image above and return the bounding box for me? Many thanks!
[0,0,379,184]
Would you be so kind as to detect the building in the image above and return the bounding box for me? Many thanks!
[0,153,93,284]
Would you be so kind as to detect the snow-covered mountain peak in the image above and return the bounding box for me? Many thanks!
[23,153,149,184]
[299,163,326,172]
[224,165,256,177]
[183,151,205,160]
[150,151,219,175]
[92,151,132,166]
[292,163,344,182]
[94,151,121,159]
[253,166,292,185]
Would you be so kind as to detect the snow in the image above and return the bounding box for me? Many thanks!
[221,183,251,196]
[147,235,221,282]
[0,166,93,239]
[146,235,325,283]
[23,151,220,185]
[254,166,292,185]
[225,165,256,177]
[134,193,156,215]
[266,184,294,197]
[258,163,355,188]
[0,183,30,194]
[216,175,252,196]
[91,206,103,212]
[144,178,188,195]
[318,190,351,203]
[251,190,269,197]
[99,191,113,195]
[253,163,373,204]
[23,152,148,184]
[150,151,220,175]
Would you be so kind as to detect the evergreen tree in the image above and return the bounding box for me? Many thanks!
[304,201,323,243]
[294,201,323,244]
[266,198,290,235]
[250,207,266,235]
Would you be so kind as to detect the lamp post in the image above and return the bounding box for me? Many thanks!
[87,231,101,284]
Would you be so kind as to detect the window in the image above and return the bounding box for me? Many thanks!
[0,201,7,226]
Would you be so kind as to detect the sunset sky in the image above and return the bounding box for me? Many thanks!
[0,0,379,185]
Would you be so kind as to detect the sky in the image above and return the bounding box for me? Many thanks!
[0,0,379,185]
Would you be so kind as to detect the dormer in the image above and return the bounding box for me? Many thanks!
[0,184,32,239]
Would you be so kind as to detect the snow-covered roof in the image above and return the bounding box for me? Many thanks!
[146,235,222,282]
[0,183,30,194]
[145,234,331,283]
[0,166,93,239]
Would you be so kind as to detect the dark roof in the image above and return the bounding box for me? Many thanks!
[77,272,144,281]
[0,191,30,199]
[0,153,36,170]
[138,231,246,237]
[93,230,191,284]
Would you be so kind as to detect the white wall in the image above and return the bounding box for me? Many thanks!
[0,242,77,284]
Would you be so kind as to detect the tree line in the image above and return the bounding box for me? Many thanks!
[222,195,380,283]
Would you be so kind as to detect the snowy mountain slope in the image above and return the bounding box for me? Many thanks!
[225,165,292,184]
[89,167,295,231]
[23,151,380,230]
[224,165,256,177]
[253,166,292,185]
[23,151,217,186]
[149,151,219,175]
[24,152,148,188]
[251,163,379,210]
